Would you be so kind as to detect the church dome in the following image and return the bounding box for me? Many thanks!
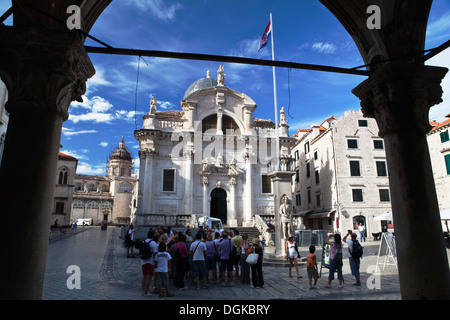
[109,136,132,161]
[183,70,217,99]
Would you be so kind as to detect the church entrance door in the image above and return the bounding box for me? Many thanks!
[210,188,227,224]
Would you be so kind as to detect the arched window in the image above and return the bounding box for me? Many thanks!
[58,168,69,185]
[88,184,95,192]
[73,200,84,207]
[101,202,112,209]
[118,182,133,193]
[201,114,239,133]
[87,201,98,208]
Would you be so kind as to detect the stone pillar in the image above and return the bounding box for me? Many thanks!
[228,177,237,227]
[142,149,155,215]
[136,150,147,216]
[353,63,450,300]
[183,140,194,215]
[243,150,254,227]
[202,176,209,216]
[0,28,95,299]
[269,171,296,257]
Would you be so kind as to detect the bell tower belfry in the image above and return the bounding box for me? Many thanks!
[107,136,133,178]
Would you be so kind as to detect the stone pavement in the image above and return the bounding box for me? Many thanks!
[44,227,402,301]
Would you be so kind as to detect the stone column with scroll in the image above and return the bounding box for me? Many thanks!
[353,63,450,299]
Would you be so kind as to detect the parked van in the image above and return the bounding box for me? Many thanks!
[76,218,93,226]
[198,216,224,233]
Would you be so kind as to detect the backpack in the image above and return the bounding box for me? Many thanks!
[139,240,152,260]
[351,240,363,259]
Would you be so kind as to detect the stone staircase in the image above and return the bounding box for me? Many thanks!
[124,226,261,242]
[230,226,260,240]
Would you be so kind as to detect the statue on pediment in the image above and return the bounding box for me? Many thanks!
[150,96,157,114]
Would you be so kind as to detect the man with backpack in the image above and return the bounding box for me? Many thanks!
[343,230,363,286]
[140,230,158,297]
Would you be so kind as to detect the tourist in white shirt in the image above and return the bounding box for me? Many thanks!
[190,233,208,289]
[358,223,366,242]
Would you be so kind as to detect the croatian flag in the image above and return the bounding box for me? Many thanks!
[258,20,271,52]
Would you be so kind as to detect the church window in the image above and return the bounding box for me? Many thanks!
[73,200,84,207]
[261,175,272,194]
[87,201,98,208]
[88,184,95,192]
[162,169,175,192]
[101,202,112,208]
[118,182,133,193]
[75,183,82,191]
[201,114,239,133]
[202,114,217,133]
[58,168,69,185]
[222,115,239,132]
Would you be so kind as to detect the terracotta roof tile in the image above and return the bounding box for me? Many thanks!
[58,152,77,161]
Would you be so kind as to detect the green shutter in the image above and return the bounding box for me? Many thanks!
[445,154,450,175]
[441,131,450,143]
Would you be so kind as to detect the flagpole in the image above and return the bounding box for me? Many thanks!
[270,13,281,171]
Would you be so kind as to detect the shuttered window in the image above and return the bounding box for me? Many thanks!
[445,154,450,175]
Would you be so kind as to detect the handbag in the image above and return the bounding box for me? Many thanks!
[246,253,259,265]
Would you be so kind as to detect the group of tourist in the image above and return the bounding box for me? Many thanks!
[128,225,266,297]
[125,224,363,297]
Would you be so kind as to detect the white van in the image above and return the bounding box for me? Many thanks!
[198,216,224,233]
[76,218,93,226]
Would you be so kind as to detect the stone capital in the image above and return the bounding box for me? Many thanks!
[352,63,448,137]
[0,27,95,120]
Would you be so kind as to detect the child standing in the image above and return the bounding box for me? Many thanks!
[306,245,319,289]
[154,242,174,298]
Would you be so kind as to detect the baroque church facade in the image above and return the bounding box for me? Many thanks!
[134,66,294,228]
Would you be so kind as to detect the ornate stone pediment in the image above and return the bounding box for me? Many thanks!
[199,157,239,177]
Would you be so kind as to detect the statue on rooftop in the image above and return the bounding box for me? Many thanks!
[150,96,157,114]
[217,65,226,86]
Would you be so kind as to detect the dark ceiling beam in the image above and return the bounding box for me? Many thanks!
[84,45,371,77]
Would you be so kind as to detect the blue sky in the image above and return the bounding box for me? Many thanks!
[1,1,449,175]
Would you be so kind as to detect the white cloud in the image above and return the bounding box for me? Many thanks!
[158,101,176,110]
[312,42,337,54]
[126,0,182,22]
[68,112,114,124]
[99,141,109,147]
[62,127,98,137]
[427,13,450,45]
[115,110,144,122]
[60,149,89,161]
[76,162,106,175]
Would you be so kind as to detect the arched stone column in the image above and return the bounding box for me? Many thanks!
[321,0,450,299]
[0,0,111,300]
[353,63,450,299]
